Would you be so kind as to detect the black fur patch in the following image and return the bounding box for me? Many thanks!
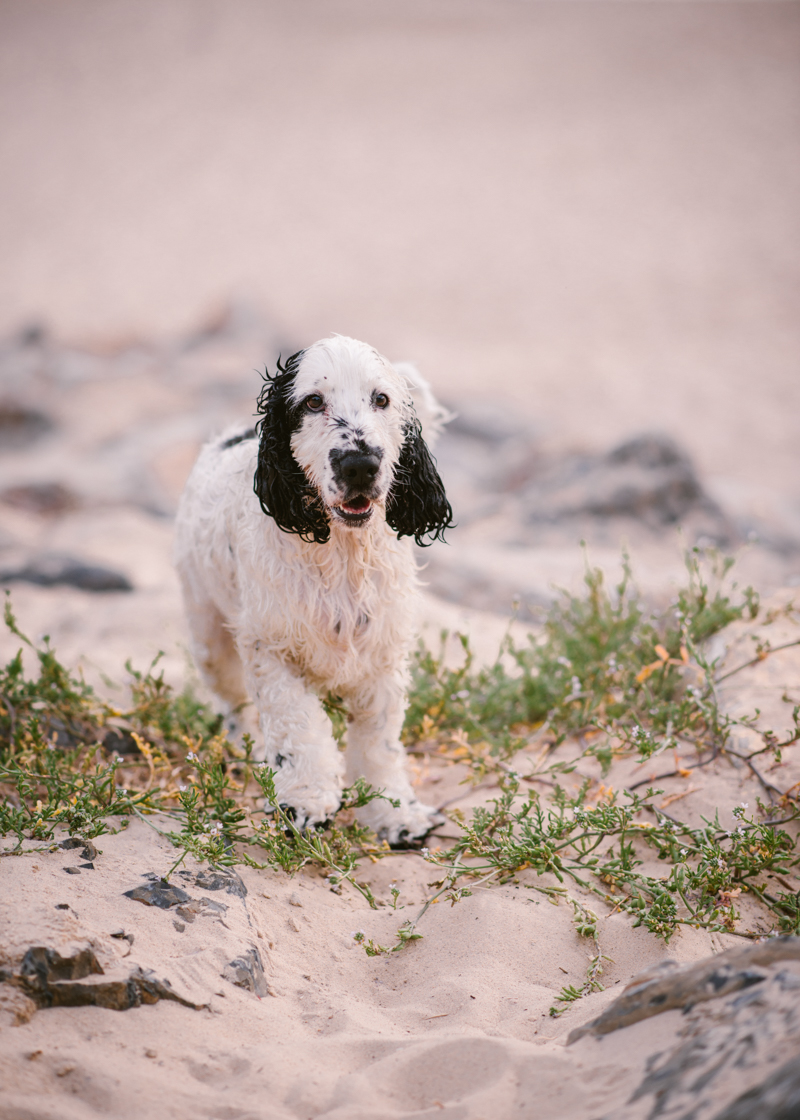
[386,418,454,546]
[253,352,331,544]
[221,428,257,450]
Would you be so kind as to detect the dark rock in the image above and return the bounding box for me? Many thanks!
[0,553,133,592]
[173,920,186,933]
[21,946,102,987]
[15,946,206,1012]
[102,726,141,756]
[63,867,81,875]
[79,862,94,870]
[185,867,247,898]
[109,930,134,945]
[17,323,46,347]
[60,838,97,860]
[712,1053,800,1120]
[54,904,69,910]
[0,402,53,450]
[175,897,228,924]
[572,940,800,1120]
[123,881,191,909]
[520,433,731,538]
[223,948,268,997]
[0,482,79,515]
[569,936,800,1042]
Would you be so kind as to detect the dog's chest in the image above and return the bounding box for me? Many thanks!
[280,536,415,683]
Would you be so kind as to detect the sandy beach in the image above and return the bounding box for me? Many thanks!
[1,3,800,1117]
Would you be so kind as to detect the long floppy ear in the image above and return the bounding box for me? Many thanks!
[386,418,454,546]
[253,351,331,544]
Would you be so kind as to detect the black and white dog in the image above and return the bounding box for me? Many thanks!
[175,335,453,843]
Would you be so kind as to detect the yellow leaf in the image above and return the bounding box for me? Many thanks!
[635,661,661,683]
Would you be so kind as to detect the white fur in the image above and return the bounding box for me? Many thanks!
[174,336,445,842]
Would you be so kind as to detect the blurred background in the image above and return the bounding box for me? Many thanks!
[0,0,798,680]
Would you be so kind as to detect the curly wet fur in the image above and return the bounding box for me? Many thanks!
[253,350,332,545]
[386,417,453,546]
[175,335,452,843]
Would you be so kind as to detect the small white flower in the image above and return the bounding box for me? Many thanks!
[557,656,572,668]
[569,676,582,697]
[451,689,470,701]
[118,788,127,796]
[740,802,749,810]
[179,784,187,792]
[186,751,197,762]
[680,849,688,859]
[420,847,430,858]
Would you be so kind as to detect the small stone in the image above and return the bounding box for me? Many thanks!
[288,916,301,933]
[123,881,190,909]
[288,892,303,907]
[55,904,69,910]
[79,862,94,870]
[64,867,81,875]
[222,948,268,998]
[173,921,185,933]
[144,1049,157,1059]
[0,553,133,592]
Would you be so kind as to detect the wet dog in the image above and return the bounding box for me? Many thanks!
[175,335,453,843]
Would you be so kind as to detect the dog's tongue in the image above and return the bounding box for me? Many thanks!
[343,496,370,513]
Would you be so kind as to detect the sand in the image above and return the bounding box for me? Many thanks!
[1,1,799,509]
[1,4,799,1114]
[1,561,799,1118]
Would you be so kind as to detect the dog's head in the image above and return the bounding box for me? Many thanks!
[254,336,453,546]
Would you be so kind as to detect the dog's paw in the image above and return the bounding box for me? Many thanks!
[358,796,444,848]
[275,786,342,831]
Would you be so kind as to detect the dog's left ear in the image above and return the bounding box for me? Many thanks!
[386,418,454,546]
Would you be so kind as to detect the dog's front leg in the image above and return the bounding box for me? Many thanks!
[240,641,344,829]
[344,677,441,846]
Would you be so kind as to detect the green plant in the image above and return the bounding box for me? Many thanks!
[3,548,799,970]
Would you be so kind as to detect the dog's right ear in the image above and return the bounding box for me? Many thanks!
[253,351,331,544]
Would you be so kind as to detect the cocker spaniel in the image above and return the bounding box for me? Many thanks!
[175,335,453,844]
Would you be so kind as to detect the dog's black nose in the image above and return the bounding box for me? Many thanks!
[339,452,380,490]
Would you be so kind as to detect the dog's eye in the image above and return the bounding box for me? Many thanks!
[304,394,325,412]
[373,392,390,409]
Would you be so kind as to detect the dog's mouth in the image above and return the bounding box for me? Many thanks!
[333,495,374,525]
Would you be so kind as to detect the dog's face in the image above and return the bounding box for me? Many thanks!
[254,336,453,546]
[288,339,409,530]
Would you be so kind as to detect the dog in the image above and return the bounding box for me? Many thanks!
[175,335,453,844]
